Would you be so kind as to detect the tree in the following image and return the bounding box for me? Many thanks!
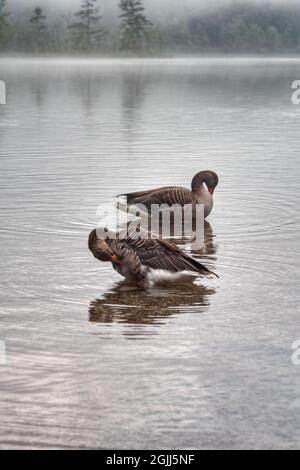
[246,24,266,52]
[119,0,150,54]
[68,0,105,52]
[0,0,11,50]
[265,25,281,52]
[30,7,48,51]
[220,16,249,52]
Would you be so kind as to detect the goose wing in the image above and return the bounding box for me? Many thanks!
[119,186,193,209]
[124,234,218,277]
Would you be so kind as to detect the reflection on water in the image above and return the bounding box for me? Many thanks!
[90,280,216,329]
[190,220,218,257]
[0,58,300,450]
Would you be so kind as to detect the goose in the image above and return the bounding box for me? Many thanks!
[118,170,219,219]
[88,228,218,288]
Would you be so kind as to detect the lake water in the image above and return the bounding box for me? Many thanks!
[0,58,299,450]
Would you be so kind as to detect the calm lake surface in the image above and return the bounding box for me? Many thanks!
[0,58,300,450]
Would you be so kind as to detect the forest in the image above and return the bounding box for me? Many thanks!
[1,0,300,55]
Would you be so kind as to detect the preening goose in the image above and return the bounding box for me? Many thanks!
[88,228,218,287]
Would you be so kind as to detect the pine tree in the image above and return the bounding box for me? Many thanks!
[119,0,150,54]
[68,0,105,52]
[30,7,47,33]
[0,0,11,50]
[30,7,47,51]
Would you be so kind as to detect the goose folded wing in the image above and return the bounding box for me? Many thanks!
[119,187,192,208]
[124,236,217,276]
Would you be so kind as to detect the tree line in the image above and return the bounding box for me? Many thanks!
[1,0,300,55]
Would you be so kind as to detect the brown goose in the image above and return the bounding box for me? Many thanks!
[88,228,218,287]
[119,170,219,219]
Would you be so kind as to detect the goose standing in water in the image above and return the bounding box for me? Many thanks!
[119,170,219,219]
[88,228,218,288]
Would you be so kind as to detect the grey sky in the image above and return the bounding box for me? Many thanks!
[7,0,298,12]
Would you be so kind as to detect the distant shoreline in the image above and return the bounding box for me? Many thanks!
[1,54,300,62]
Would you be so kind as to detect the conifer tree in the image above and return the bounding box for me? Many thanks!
[30,7,48,51]
[119,0,150,54]
[69,0,105,52]
[0,0,11,49]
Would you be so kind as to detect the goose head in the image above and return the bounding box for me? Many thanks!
[191,170,219,195]
[88,229,121,265]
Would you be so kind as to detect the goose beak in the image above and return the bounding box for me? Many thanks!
[208,187,215,195]
[111,255,122,266]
